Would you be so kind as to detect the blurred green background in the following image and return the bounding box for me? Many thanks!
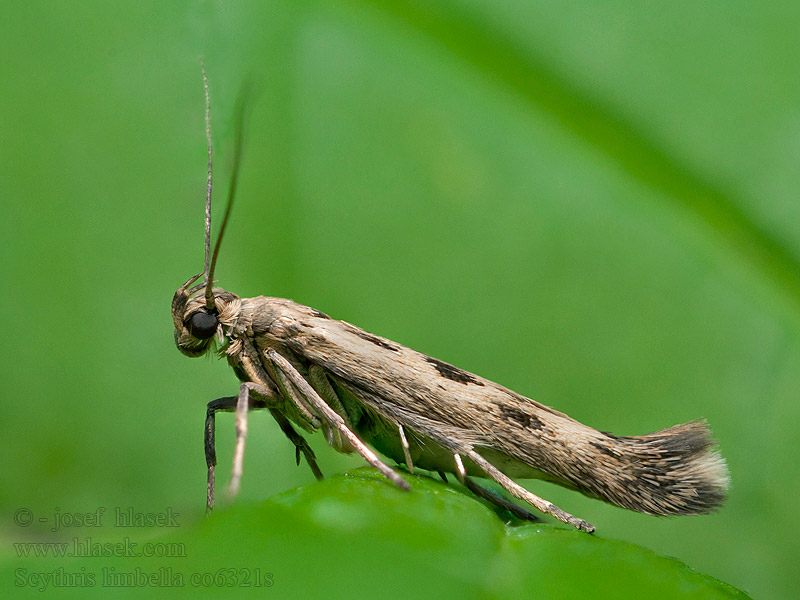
[2,1,798,598]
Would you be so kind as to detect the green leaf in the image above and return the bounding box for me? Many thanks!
[3,471,750,599]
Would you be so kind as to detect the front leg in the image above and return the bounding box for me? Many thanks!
[205,382,278,513]
[205,385,324,514]
[205,396,241,514]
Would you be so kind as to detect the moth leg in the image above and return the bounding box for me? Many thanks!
[464,478,540,521]
[228,382,284,502]
[237,348,324,479]
[205,387,269,514]
[461,477,538,521]
[466,450,595,533]
[398,424,414,474]
[453,453,467,481]
[450,452,538,520]
[307,365,355,453]
[262,358,321,431]
[266,349,410,491]
[268,407,324,481]
[206,396,237,515]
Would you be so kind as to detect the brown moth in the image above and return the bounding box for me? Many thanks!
[172,66,729,533]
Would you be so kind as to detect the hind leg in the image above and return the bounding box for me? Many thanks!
[465,450,595,532]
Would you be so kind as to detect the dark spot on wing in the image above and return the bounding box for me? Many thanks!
[500,388,571,420]
[356,330,400,352]
[341,322,400,352]
[424,356,484,386]
[498,404,542,429]
[310,309,330,319]
[590,440,618,457]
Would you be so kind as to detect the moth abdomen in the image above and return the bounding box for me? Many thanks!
[519,419,730,516]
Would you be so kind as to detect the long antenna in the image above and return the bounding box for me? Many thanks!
[204,70,250,309]
[201,59,213,300]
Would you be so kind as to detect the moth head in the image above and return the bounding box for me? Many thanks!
[172,274,240,357]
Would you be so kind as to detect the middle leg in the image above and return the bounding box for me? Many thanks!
[266,349,410,491]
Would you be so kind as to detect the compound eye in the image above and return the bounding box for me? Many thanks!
[187,310,219,339]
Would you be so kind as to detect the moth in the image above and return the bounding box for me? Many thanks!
[172,67,729,533]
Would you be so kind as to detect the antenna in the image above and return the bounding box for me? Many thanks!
[201,63,250,310]
[201,60,213,305]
